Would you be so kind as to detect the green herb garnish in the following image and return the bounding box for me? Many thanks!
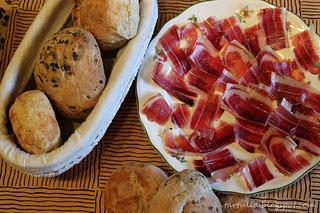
[188,15,198,23]
[175,155,187,163]
[318,74,320,82]
[236,13,246,23]
[315,61,320,68]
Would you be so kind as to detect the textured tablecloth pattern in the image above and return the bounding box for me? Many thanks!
[0,0,320,212]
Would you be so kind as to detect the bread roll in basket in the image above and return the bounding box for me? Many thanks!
[0,0,158,177]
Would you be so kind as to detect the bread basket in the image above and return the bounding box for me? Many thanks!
[0,0,158,177]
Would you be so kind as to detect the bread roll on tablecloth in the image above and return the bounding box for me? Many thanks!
[34,27,106,120]
[9,90,61,154]
[104,163,167,213]
[148,169,222,213]
[72,0,140,51]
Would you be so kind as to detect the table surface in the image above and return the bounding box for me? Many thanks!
[1,0,320,212]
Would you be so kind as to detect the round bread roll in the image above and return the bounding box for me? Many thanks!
[72,0,140,50]
[104,163,167,213]
[9,90,61,154]
[220,195,267,213]
[34,27,106,120]
[148,169,222,213]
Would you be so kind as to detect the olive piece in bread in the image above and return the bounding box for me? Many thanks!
[9,90,61,154]
[34,27,106,120]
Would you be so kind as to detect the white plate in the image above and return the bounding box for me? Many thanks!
[137,0,320,194]
[0,0,158,177]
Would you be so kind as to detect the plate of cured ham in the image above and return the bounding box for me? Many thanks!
[137,0,320,194]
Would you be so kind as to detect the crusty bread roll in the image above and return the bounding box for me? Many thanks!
[104,163,167,213]
[148,169,222,213]
[220,195,267,213]
[72,0,140,51]
[9,90,61,154]
[34,27,106,120]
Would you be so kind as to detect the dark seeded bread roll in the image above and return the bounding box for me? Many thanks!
[148,169,222,213]
[72,0,140,51]
[104,163,167,213]
[34,27,106,120]
[9,90,61,154]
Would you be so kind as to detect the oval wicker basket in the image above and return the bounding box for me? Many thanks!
[0,0,158,177]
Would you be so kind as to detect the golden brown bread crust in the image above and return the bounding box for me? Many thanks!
[9,90,61,154]
[148,169,222,213]
[104,163,167,213]
[72,0,140,51]
[34,27,106,120]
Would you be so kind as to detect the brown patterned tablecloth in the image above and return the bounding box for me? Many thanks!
[1,0,320,212]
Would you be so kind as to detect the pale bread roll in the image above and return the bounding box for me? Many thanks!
[148,169,222,213]
[72,0,140,51]
[34,27,106,120]
[104,163,167,213]
[9,90,61,154]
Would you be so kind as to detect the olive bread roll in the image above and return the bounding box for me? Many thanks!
[34,27,106,120]
[148,169,222,213]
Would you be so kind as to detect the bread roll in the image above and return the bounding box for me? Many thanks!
[34,27,106,120]
[220,195,267,213]
[148,169,222,213]
[104,163,167,213]
[9,90,61,154]
[72,0,140,50]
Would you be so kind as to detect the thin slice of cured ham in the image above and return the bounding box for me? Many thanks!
[241,157,275,191]
[215,69,238,92]
[142,94,172,125]
[217,16,239,33]
[245,24,267,56]
[270,72,307,104]
[203,148,240,181]
[189,37,225,76]
[193,160,211,177]
[273,60,305,82]
[266,99,302,135]
[186,66,218,94]
[240,64,260,85]
[152,61,197,106]
[235,118,269,153]
[302,88,320,116]
[261,129,310,175]
[159,25,190,77]
[199,17,224,50]
[259,8,289,50]
[222,25,250,49]
[189,122,235,153]
[190,89,223,131]
[220,40,256,79]
[255,47,281,86]
[178,22,203,56]
[292,30,320,74]
[162,129,199,154]
[266,99,320,155]
[172,103,190,128]
[223,83,274,123]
